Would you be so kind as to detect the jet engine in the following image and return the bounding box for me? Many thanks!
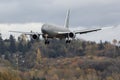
[31,34,39,40]
[68,32,76,38]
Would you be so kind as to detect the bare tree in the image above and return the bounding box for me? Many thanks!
[113,39,117,58]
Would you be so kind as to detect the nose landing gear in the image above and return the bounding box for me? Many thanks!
[45,40,50,45]
[44,34,50,45]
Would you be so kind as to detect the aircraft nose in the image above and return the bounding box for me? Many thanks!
[41,24,48,33]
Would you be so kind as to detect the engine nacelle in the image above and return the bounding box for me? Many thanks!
[31,34,39,40]
[68,32,76,38]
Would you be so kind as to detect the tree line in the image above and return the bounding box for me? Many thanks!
[0,34,120,59]
[0,34,120,80]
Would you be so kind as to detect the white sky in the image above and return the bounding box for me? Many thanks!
[0,0,120,26]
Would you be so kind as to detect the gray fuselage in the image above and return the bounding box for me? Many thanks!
[41,24,70,38]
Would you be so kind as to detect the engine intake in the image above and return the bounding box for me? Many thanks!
[31,34,39,40]
[68,32,76,38]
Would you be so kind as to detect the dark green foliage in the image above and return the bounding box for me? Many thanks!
[0,34,120,80]
[0,36,5,54]
[31,77,46,80]
[0,34,120,58]
[9,35,16,53]
[98,40,105,50]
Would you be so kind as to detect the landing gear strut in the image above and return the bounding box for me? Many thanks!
[44,34,50,45]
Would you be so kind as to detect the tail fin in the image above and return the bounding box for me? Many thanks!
[64,10,70,28]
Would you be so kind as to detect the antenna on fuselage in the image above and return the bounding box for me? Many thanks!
[64,9,70,28]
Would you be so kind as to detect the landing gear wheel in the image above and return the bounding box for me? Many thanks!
[66,40,71,44]
[45,40,50,45]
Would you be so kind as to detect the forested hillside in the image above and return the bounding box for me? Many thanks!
[0,34,120,80]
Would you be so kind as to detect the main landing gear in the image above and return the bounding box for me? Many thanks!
[66,40,71,44]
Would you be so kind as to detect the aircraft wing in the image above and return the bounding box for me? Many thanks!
[74,28,101,34]
[9,31,42,35]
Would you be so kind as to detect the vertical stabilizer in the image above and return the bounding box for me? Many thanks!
[64,10,70,28]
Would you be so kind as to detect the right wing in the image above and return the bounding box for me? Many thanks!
[9,31,42,35]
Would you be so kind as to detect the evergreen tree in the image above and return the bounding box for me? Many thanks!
[0,34,5,54]
[18,35,29,53]
[18,40,24,52]
[98,40,104,50]
[9,35,16,53]
[81,41,86,50]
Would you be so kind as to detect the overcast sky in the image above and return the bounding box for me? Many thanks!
[0,0,120,26]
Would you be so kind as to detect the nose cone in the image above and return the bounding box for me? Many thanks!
[41,24,48,33]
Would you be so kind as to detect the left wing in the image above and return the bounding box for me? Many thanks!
[74,28,101,34]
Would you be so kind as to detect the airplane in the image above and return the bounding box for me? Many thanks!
[10,10,101,44]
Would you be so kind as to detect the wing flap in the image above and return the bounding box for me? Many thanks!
[57,32,70,34]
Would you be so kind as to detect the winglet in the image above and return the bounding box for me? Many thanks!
[64,9,70,28]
